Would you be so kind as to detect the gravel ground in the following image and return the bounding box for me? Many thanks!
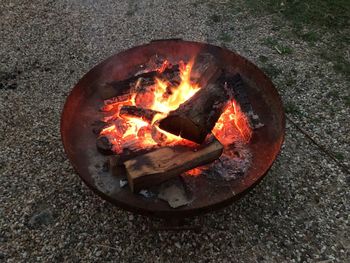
[0,1,349,262]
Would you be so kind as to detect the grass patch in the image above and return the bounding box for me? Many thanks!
[327,90,340,99]
[272,188,280,199]
[262,37,293,55]
[125,10,134,16]
[243,0,350,31]
[319,50,350,77]
[258,55,269,63]
[275,44,293,55]
[126,3,137,16]
[219,32,233,42]
[333,58,350,77]
[334,152,345,161]
[284,101,301,115]
[280,28,295,40]
[284,74,296,87]
[300,31,320,43]
[262,36,278,47]
[261,63,282,78]
[311,117,322,124]
[233,0,350,77]
[210,14,221,23]
[343,96,350,107]
[243,24,255,30]
[191,2,199,8]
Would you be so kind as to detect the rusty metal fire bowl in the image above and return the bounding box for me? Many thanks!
[60,40,285,219]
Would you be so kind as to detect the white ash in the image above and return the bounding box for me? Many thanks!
[158,183,191,208]
[247,111,265,129]
[138,189,155,198]
[204,141,252,181]
[119,179,128,188]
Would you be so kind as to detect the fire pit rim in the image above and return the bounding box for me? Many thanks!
[60,39,286,218]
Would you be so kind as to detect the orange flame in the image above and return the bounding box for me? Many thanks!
[212,100,252,144]
[186,168,204,176]
[100,60,201,152]
[100,59,252,155]
[151,61,199,114]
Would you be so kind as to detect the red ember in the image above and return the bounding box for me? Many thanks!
[100,59,252,158]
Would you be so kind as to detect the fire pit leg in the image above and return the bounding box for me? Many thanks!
[150,217,203,232]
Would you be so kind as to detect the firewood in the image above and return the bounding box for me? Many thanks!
[91,120,108,135]
[157,54,225,144]
[159,78,229,144]
[109,155,121,169]
[226,74,251,112]
[226,74,263,129]
[190,52,222,87]
[125,137,223,192]
[103,93,132,106]
[119,105,159,123]
[151,124,168,145]
[96,136,114,155]
[99,65,180,100]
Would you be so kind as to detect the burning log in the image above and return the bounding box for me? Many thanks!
[101,94,132,110]
[151,124,168,145]
[157,54,227,144]
[124,137,223,192]
[159,79,229,144]
[190,52,222,87]
[119,105,159,123]
[99,65,180,100]
[227,74,251,112]
[226,74,263,129]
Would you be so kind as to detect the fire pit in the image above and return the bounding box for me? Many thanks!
[61,39,285,219]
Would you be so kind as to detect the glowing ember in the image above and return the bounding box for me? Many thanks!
[151,61,199,114]
[186,168,205,177]
[213,100,252,144]
[99,58,252,156]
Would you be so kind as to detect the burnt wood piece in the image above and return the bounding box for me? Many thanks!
[91,120,108,135]
[96,136,114,155]
[190,53,222,87]
[100,94,132,113]
[159,77,229,144]
[99,65,180,100]
[226,74,263,129]
[103,93,132,106]
[125,137,223,192]
[151,123,168,145]
[109,155,121,170]
[119,105,160,123]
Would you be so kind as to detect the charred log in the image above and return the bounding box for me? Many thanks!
[190,52,222,87]
[102,94,132,108]
[125,137,223,192]
[119,106,159,123]
[96,136,114,155]
[158,54,225,144]
[226,74,263,129]
[109,155,122,169]
[151,123,168,145]
[91,120,108,135]
[159,78,229,144]
[99,65,180,100]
